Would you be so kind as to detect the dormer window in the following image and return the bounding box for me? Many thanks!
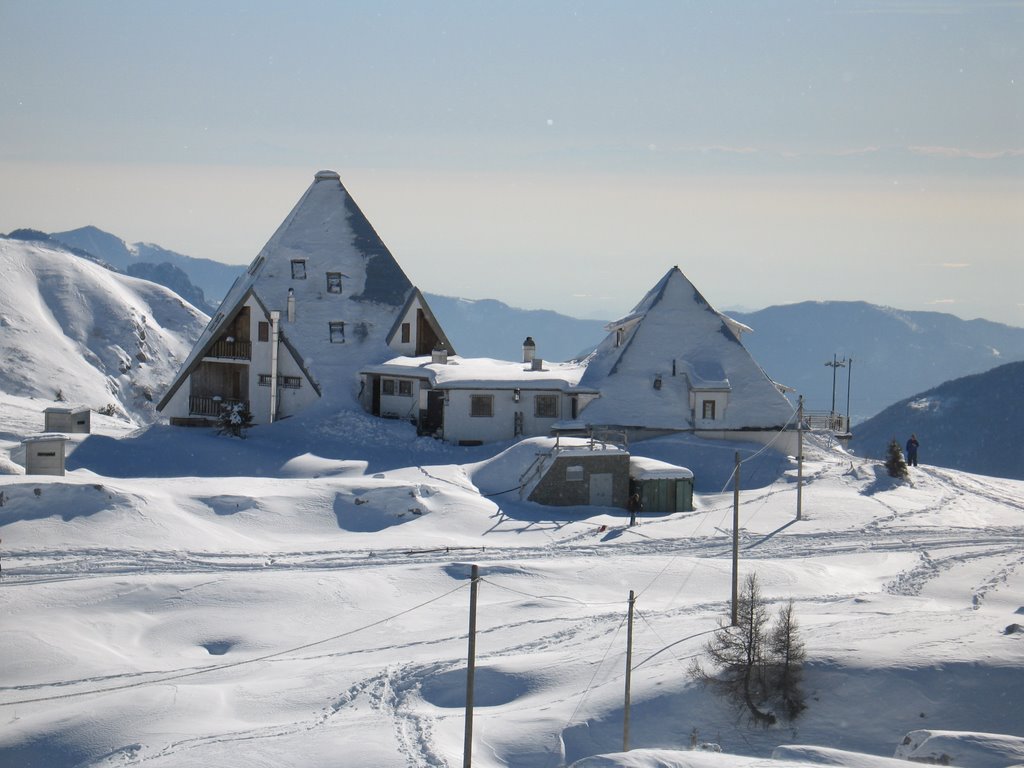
[329,321,346,343]
[291,260,307,279]
[326,272,343,293]
[615,328,625,347]
[702,400,716,420]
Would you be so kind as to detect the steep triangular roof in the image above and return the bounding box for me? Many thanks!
[576,266,795,430]
[158,171,452,412]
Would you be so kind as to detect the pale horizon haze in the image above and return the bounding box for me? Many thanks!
[1,1,1021,326]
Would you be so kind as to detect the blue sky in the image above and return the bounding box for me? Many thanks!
[1,1,1021,325]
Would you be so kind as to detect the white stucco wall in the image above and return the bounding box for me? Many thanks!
[441,388,574,444]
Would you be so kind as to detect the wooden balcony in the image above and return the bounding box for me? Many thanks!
[188,396,249,418]
[205,339,251,360]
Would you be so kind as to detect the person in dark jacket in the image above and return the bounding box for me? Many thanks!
[906,434,920,467]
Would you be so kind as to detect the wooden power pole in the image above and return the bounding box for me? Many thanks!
[623,590,636,752]
[797,395,804,521]
[463,564,480,768]
[731,452,740,626]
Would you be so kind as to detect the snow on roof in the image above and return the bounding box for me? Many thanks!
[365,355,594,391]
[629,455,694,480]
[578,266,795,430]
[22,433,71,443]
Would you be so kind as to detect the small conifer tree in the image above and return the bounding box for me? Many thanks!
[885,438,908,479]
[217,401,253,438]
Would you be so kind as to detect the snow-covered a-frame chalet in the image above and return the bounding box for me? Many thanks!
[157,170,454,425]
[565,266,797,450]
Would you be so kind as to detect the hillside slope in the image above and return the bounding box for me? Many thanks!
[849,360,1024,480]
[0,237,208,424]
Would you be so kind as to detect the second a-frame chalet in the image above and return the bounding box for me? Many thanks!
[157,170,454,425]
[569,266,796,448]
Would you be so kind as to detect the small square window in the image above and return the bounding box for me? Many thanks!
[382,379,396,396]
[258,374,272,387]
[329,321,345,343]
[258,321,269,342]
[534,394,558,418]
[398,380,413,397]
[401,322,411,344]
[566,465,584,482]
[702,400,716,420]
[470,395,494,418]
[282,376,302,389]
[326,272,343,293]
[291,260,307,279]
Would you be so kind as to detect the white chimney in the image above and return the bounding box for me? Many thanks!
[431,346,449,365]
[287,288,295,322]
[523,336,536,364]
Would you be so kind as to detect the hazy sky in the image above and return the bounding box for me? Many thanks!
[1,1,1021,326]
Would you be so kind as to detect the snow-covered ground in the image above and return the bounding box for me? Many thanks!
[1,396,1023,767]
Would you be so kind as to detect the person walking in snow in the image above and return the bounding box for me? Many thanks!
[906,434,920,467]
[628,492,643,526]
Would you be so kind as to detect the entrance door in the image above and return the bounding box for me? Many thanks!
[589,473,613,506]
[424,390,445,435]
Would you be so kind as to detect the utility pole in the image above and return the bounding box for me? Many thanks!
[731,452,740,627]
[463,564,480,768]
[845,358,853,433]
[623,590,636,752]
[825,355,847,429]
[797,396,804,521]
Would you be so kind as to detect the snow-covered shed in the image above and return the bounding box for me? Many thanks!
[43,406,91,434]
[525,439,630,509]
[157,170,455,426]
[360,352,599,445]
[568,266,797,453]
[22,434,71,476]
[629,456,694,513]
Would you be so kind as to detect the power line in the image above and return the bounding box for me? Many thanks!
[1,581,470,708]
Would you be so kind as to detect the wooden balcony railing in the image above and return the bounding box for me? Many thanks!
[206,339,251,360]
[188,396,249,418]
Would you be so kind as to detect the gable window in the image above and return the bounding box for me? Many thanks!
[382,379,396,395]
[282,376,302,389]
[401,322,411,344]
[329,321,345,343]
[326,272,343,293]
[398,380,413,397]
[534,394,558,418]
[258,321,269,342]
[470,395,494,418]
[291,260,307,279]
[702,399,716,420]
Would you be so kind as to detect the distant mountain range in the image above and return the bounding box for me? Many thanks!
[6,225,1024,429]
[727,302,1024,424]
[48,226,243,313]
[849,360,1024,480]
